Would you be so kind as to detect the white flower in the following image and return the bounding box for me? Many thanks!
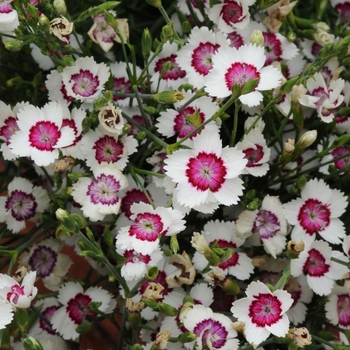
[0,300,14,329]
[0,177,50,233]
[51,282,116,340]
[204,43,282,107]
[283,178,347,245]
[231,280,293,347]
[8,102,76,166]
[325,285,350,329]
[0,1,19,32]
[164,129,247,214]
[0,271,38,309]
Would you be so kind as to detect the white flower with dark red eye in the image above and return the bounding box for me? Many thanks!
[0,177,49,233]
[18,239,72,291]
[116,202,186,255]
[8,101,76,166]
[51,282,116,341]
[156,92,219,140]
[110,61,142,106]
[80,125,138,171]
[326,284,350,329]
[183,305,238,350]
[45,69,74,106]
[283,178,347,245]
[0,101,30,161]
[61,56,110,103]
[291,240,349,296]
[204,44,282,107]
[176,26,229,89]
[0,271,38,309]
[236,195,288,259]
[208,0,256,33]
[164,129,247,214]
[149,42,187,91]
[231,280,293,347]
[71,163,128,222]
[299,72,345,123]
[0,300,13,330]
[0,1,19,32]
[192,220,254,280]
[236,128,270,177]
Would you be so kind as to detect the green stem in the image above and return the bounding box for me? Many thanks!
[331,257,349,267]
[158,6,184,46]
[229,100,240,147]
[117,301,128,350]
[312,334,337,348]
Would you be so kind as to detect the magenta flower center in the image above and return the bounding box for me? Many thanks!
[5,190,37,221]
[70,69,100,97]
[335,3,350,22]
[225,62,260,90]
[186,152,227,192]
[312,87,329,109]
[193,318,228,349]
[303,248,330,276]
[297,198,331,235]
[243,144,264,167]
[191,42,220,76]
[215,240,238,270]
[249,293,282,327]
[0,3,13,14]
[7,285,25,304]
[337,294,350,328]
[29,121,61,151]
[124,250,151,264]
[29,246,58,278]
[40,305,60,335]
[93,135,124,164]
[220,1,243,25]
[112,77,132,102]
[174,106,205,138]
[263,32,282,65]
[87,174,121,205]
[155,54,186,81]
[227,31,244,49]
[253,210,280,239]
[120,189,151,219]
[129,212,164,241]
[0,116,19,143]
[67,293,96,325]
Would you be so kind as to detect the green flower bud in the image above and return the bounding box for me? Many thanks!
[68,172,83,181]
[22,337,44,350]
[297,130,317,149]
[170,235,179,254]
[76,321,92,334]
[287,31,297,42]
[56,224,73,238]
[4,40,23,52]
[82,117,91,132]
[240,78,260,95]
[62,55,75,66]
[26,4,39,18]
[158,302,178,316]
[104,90,114,101]
[331,133,350,147]
[178,331,197,343]
[296,175,307,190]
[122,123,132,135]
[146,266,159,280]
[143,106,157,115]
[53,0,67,15]
[135,131,147,141]
[181,20,192,34]
[38,14,50,30]
[146,0,162,8]
[55,208,80,234]
[161,23,174,40]
[247,198,261,211]
[142,28,152,59]
[152,91,185,104]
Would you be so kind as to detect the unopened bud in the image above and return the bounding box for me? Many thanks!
[250,30,264,46]
[38,14,50,30]
[146,0,162,8]
[53,0,67,15]
[191,232,210,254]
[297,130,317,149]
[22,337,44,350]
[152,91,185,104]
[55,208,80,234]
[142,28,152,58]
[4,40,22,52]
[314,29,333,46]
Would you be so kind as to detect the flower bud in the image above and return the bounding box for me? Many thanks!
[142,28,152,58]
[146,0,162,8]
[158,302,178,316]
[53,0,67,15]
[15,309,28,333]
[314,29,333,46]
[289,327,312,348]
[178,331,197,343]
[161,23,174,41]
[152,91,185,104]
[152,330,171,350]
[4,40,23,52]
[191,232,210,254]
[250,30,264,46]
[98,103,124,135]
[55,208,80,234]
[179,302,194,324]
[38,14,50,30]
[297,130,317,149]
[22,337,43,350]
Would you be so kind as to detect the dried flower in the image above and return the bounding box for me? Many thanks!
[49,16,73,43]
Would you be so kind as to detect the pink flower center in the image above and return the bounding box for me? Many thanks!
[193,318,228,349]
[174,106,205,139]
[337,294,350,327]
[5,190,37,221]
[186,152,227,192]
[155,54,186,81]
[67,293,96,325]
[87,174,122,205]
[40,305,60,335]
[29,246,58,278]
[263,32,282,65]
[225,62,260,90]
[124,250,151,264]
[120,189,151,219]
[0,116,19,143]
[253,210,280,239]
[297,198,331,235]
[129,212,164,241]
[335,3,350,22]
[249,293,282,327]
[220,1,243,25]
[302,248,330,277]
[215,240,238,270]
[70,69,100,97]
[191,42,220,76]
[112,77,132,102]
[311,87,330,109]
[311,42,322,57]
[0,3,13,14]
[243,144,264,167]
[227,31,244,49]
[93,135,124,164]
[29,121,61,151]
[7,285,25,304]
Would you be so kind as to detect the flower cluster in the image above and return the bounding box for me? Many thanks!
[1,0,350,349]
